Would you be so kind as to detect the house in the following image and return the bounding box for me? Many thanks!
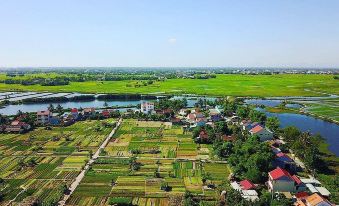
[294,193,334,206]
[231,181,259,202]
[37,110,51,124]
[273,152,297,172]
[249,125,273,141]
[240,179,256,190]
[171,117,182,125]
[83,108,95,117]
[198,130,209,140]
[141,102,155,114]
[187,113,196,124]
[209,108,221,122]
[268,167,305,193]
[4,121,31,133]
[49,113,61,125]
[196,118,207,127]
[102,110,111,118]
[179,109,188,116]
[70,108,79,119]
[305,184,331,198]
[241,120,261,131]
[156,108,173,116]
[225,115,239,124]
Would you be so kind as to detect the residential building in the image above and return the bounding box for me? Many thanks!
[230,181,259,202]
[249,125,273,141]
[37,110,51,124]
[102,110,111,118]
[70,108,79,119]
[273,152,297,172]
[83,107,95,116]
[294,193,334,206]
[4,121,31,133]
[141,102,155,114]
[198,130,209,141]
[268,167,305,193]
[240,179,256,190]
[49,113,61,125]
[209,108,221,122]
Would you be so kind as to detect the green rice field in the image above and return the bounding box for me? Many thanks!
[0,74,338,97]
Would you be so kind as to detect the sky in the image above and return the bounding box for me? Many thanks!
[0,0,339,68]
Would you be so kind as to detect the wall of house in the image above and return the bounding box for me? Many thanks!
[271,180,296,192]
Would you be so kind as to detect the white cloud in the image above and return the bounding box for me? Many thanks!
[168,38,177,44]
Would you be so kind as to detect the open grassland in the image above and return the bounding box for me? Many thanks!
[0,74,338,97]
[0,119,116,205]
[66,119,230,206]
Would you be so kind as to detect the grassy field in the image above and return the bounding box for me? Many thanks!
[0,74,338,97]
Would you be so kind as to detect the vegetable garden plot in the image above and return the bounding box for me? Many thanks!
[111,176,146,197]
[203,163,230,182]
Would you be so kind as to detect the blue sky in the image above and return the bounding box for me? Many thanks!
[1,0,339,68]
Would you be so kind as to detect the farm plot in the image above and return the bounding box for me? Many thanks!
[0,119,116,205]
[88,119,222,204]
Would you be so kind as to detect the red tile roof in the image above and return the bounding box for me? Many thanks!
[292,175,302,185]
[102,110,110,116]
[71,108,78,113]
[249,125,264,133]
[239,179,256,190]
[199,130,208,139]
[269,167,293,180]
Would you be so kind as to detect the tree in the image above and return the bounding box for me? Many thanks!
[184,192,199,206]
[215,121,230,135]
[56,104,63,113]
[214,142,234,158]
[48,104,55,112]
[16,110,23,116]
[202,172,212,184]
[236,106,250,119]
[103,101,109,108]
[281,126,301,143]
[249,110,266,124]
[224,189,250,206]
[266,116,280,132]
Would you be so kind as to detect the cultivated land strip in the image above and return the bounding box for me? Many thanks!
[58,118,122,206]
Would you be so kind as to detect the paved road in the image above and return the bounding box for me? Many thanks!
[58,118,122,206]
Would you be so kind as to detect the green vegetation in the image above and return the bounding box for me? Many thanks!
[0,74,338,97]
[0,119,116,205]
[65,119,231,206]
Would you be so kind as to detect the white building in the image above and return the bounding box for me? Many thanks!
[141,102,155,114]
[37,110,51,124]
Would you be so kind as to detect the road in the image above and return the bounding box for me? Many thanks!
[58,118,122,206]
